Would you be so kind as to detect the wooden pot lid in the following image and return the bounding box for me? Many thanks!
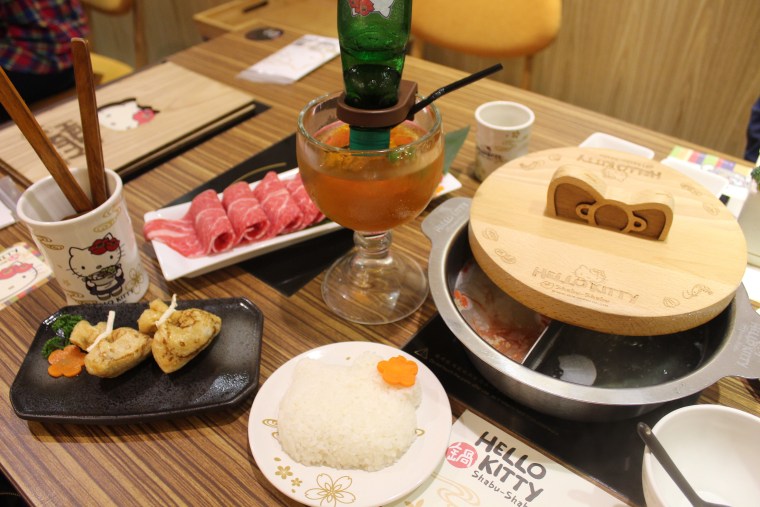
[469,147,747,336]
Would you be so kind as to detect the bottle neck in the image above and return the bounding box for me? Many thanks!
[338,0,413,150]
[348,126,391,150]
[335,81,418,150]
[338,0,412,111]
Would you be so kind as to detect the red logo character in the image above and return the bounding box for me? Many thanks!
[446,442,478,469]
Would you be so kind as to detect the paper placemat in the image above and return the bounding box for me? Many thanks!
[237,34,340,84]
[0,62,256,183]
[390,410,628,506]
[402,315,699,506]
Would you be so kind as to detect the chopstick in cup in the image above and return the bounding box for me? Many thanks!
[71,37,108,207]
[0,67,93,213]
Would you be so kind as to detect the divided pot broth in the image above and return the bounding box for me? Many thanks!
[449,227,728,389]
[424,197,759,421]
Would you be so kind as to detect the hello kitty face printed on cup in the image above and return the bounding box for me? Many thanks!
[68,233,126,301]
[16,168,149,305]
[349,0,395,17]
[98,98,159,131]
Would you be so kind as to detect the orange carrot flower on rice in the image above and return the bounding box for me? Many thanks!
[377,355,418,387]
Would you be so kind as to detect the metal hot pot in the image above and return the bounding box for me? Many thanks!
[422,148,760,421]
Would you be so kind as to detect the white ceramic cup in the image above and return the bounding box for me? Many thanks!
[16,168,149,305]
[474,101,535,181]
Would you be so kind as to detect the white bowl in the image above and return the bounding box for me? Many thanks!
[642,405,760,507]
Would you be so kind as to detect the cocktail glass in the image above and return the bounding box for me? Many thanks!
[296,91,444,324]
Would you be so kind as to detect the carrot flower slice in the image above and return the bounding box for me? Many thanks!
[377,355,418,387]
[48,344,86,378]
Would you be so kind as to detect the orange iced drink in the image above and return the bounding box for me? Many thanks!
[297,121,444,232]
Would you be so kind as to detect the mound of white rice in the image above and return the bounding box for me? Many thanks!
[277,351,422,471]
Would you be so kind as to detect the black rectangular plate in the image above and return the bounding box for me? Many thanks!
[10,298,263,425]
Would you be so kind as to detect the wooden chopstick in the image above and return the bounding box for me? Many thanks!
[71,37,108,207]
[0,67,93,213]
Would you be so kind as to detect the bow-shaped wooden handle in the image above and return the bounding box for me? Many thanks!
[546,165,674,241]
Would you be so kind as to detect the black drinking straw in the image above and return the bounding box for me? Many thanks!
[407,63,504,118]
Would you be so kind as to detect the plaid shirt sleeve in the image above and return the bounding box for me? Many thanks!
[0,0,90,74]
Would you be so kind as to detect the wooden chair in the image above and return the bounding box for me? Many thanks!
[410,0,561,89]
[81,0,147,84]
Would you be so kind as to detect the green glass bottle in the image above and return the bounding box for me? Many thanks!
[338,0,412,110]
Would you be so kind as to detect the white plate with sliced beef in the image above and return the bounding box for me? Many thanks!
[143,169,342,281]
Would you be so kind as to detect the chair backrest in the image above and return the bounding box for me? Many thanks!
[81,0,147,69]
[411,0,561,88]
[81,0,134,15]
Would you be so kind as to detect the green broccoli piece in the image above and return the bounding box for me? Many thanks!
[41,314,84,359]
[50,314,83,337]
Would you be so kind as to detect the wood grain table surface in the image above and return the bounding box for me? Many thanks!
[0,22,758,506]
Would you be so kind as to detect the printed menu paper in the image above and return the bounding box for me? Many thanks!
[390,410,628,507]
[664,145,753,218]
[0,243,52,310]
[237,34,340,84]
[0,62,255,183]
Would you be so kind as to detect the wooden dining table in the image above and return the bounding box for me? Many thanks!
[0,21,758,507]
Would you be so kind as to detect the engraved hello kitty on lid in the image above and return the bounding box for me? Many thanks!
[468,146,746,336]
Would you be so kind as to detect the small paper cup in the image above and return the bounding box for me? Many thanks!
[16,168,149,305]
[474,101,535,181]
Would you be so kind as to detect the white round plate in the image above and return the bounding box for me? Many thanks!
[248,341,452,507]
